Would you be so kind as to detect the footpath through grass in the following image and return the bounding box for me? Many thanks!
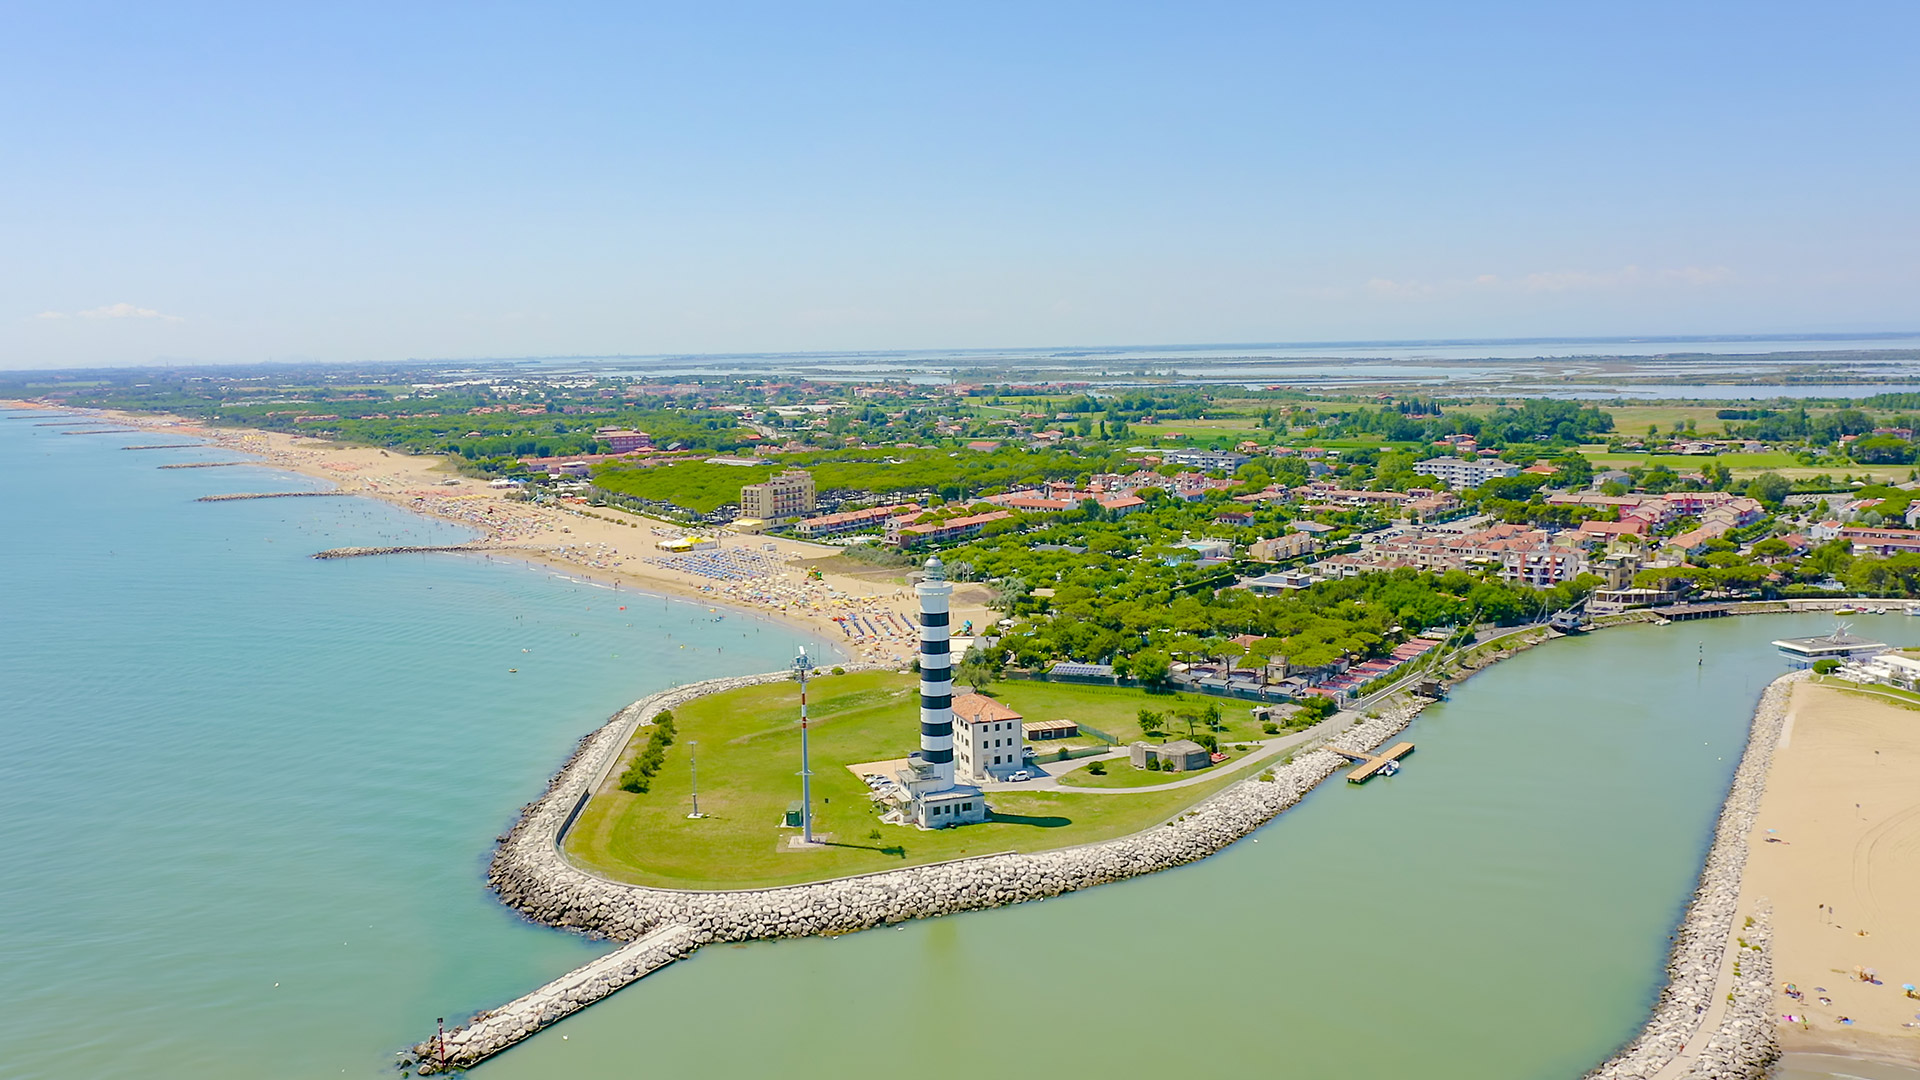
[563,671,1249,889]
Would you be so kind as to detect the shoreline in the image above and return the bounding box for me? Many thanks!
[7,399,1893,1076]
[0,399,900,657]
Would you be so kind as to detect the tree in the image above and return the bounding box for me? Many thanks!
[1744,472,1791,508]
[1136,708,1165,736]
[1130,649,1171,684]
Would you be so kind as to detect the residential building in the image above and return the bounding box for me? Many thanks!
[951,692,1027,783]
[1159,448,1250,472]
[739,469,817,520]
[595,427,652,453]
[1250,532,1319,561]
[1413,456,1521,488]
[1839,525,1920,556]
[884,509,1012,548]
[793,503,920,538]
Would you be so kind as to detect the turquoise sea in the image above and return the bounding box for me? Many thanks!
[0,417,836,1078]
[5,414,1917,1079]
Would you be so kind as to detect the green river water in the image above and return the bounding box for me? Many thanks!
[477,613,1918,1080]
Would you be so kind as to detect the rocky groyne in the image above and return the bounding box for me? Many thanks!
[197,491,351,502]
[158,460,254,469]
[402,673,1428,1072]
[312,544,489,559]
[400,924,696,1073]
[1583,672,1802,1080]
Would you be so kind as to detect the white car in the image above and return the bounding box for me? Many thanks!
[1009,770,1032,782]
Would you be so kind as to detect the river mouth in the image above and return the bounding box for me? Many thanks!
[472,612,1919,1080]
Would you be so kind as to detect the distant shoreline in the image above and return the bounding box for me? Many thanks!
[0,399,872,657]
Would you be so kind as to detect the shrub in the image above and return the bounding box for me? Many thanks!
[831,666,846,675]
[1087,760,1107,775]
[1812,659,1840,674]
[618,716,678,792]
[1262,722,1280,734]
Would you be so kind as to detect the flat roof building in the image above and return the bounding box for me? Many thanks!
[1774,629,1888,668]
[740,469,816,521]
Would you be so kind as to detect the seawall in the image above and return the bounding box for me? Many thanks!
[408,610,1842,1075]
[400,676,1429,1072]
[1582,671,1803,1080]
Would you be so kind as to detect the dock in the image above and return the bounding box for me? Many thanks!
[1332,741,1415,783]
[197,491,349,502]
[1650,603,1731,621]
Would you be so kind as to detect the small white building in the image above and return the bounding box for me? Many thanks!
[952,692,1027,783]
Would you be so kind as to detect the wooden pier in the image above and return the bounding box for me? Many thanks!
[1332,741,1415,783]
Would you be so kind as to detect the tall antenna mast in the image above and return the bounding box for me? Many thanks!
[792,646,817,844]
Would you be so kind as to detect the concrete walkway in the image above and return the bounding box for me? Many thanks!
[979,714,1352,795]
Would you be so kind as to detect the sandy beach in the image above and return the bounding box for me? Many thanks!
[2,401,994,665]
[1745,680,1920,1065]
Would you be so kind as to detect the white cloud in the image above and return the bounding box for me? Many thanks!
[30,302,184,322]
[77,302,184,321]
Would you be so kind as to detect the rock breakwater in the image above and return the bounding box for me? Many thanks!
[407,674,1426,1072]
[198,491,351,502]
[1583,671,1802,1080]
[312,544,489,560]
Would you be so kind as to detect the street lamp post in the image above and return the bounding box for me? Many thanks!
[687,739,701,819]
[792,646,817,844]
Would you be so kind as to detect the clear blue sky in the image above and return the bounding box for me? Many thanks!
[4,1,1917,368]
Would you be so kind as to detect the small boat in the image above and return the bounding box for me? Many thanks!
[1835,607,1859,615]
[1377,760,1400,777]
[1872,607,1888,615]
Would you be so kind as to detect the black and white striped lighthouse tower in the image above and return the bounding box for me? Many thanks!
[915,555,956,790]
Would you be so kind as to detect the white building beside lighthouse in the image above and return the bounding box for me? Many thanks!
[895,556,989,828]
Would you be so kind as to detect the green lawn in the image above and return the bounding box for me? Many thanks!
[1055,743,1264,789]
[563,672,1249,889]
[984,679,1271,743]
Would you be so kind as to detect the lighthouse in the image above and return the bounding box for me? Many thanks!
[915,555,956,789]
[893,555,987,828]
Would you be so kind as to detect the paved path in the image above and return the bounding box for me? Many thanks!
[980,715,1351,795]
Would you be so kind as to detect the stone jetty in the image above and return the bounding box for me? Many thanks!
[122,443,203,450]
[158,461,255,469]
[402,925,696,1073]
[59,428,141,434]
[403,670,1429,1073]
[197,491,351,502]
[1583,671,1802,1080]
[312,544,489,560]
[408,622,1822,1076]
